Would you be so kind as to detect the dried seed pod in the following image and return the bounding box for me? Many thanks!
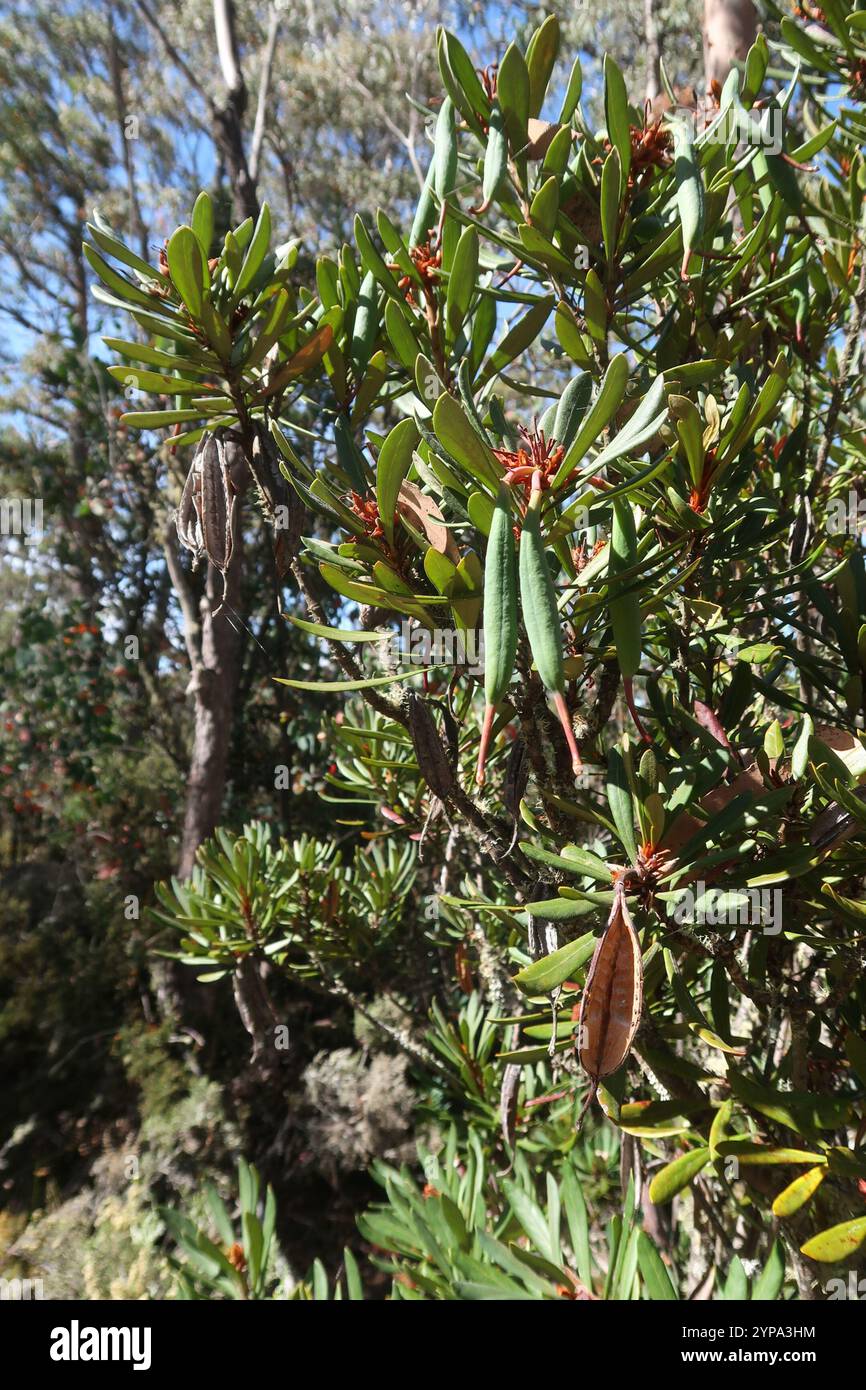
[504,735,529,821]
[577,880,643,1121]
[407,693,457,801]
[176,430,248,573]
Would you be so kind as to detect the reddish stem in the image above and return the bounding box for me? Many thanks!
[475,703,496,787]
[552,690,582,776]
[624,676,652,743]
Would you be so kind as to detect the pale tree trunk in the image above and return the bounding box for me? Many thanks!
[703,0,757,89]
[644,0,662,104]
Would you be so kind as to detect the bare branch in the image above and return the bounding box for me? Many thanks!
[249,5,281,184]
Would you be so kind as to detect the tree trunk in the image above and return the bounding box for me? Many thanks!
[175,0,260,879]
[177,545,245,879]
[644,0,662,104]
[212,0,260,224]
[703,0,757,89]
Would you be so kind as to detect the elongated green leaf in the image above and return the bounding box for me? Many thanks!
[606,744,639,864]
[553,354,629,486]
[649,1147,710,1204]
[445,226,478,336]
[514,931,597,993]
[479,296,555,385]
[519,841,611,882]
[432,392,500,485]
[637,1231,678,1300]
[751,1239,785,1301]
[772,1165,827,1218]
[234,202,271,299]
[377,417,419,545]
[167,226,205,317]
[285,615,390,643]
[800,1216,866,1263]
[275,667,439,694]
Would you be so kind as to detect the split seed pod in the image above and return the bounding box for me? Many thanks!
[407,693,457,802]
[477,483,519,785]
[518,475,582,774]
[177,429,247,610]
[577,879,643,1119]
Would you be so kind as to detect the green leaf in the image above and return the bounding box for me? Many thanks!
[606,743,639,864]
[285,615,389,644]
[519,840,611,882]
[513,931,597,994]
[714,1141,827,1165]
[437,28,490,139]
[525,14,560,119]
[203,1184,235,1246]
[121,408,208,429]
[763,718,784,760]
[721,1256,748,1301]
[377,417,419,545]
[603,55,631,188]
[558,56,582,122]
[478,296,555,385]
[434,96,458,200]
[351,270,379,378]
[480,102,509,208]
[497,43,530,155]
[600,150,621,263]
[107,365,216,396]
[772,1166,827,1218]
[649,1147,710,1204]
[275,668,438,694]
[552,373,593,452]
[528,177,559,239]
[709,1098,733,1158]
[191,191,214,259]
[432,392,500,485]
[234,202,271,299]
[751,1239,785,1301]
[670,118,704,279]
[637,1231,678,1300]
[445,226,478,336]
[343,1247,364,1301]
[167,226,205,317]
[553,353,629,486]
[525,896,600,922]
[800,1216,866,1263]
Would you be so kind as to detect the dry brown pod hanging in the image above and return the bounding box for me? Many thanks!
[576,877,643,1126]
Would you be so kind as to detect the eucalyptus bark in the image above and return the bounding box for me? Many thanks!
[703,0,757,88]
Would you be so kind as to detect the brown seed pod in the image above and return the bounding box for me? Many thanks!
[407,693,457,802]
[577,879,643,1123]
